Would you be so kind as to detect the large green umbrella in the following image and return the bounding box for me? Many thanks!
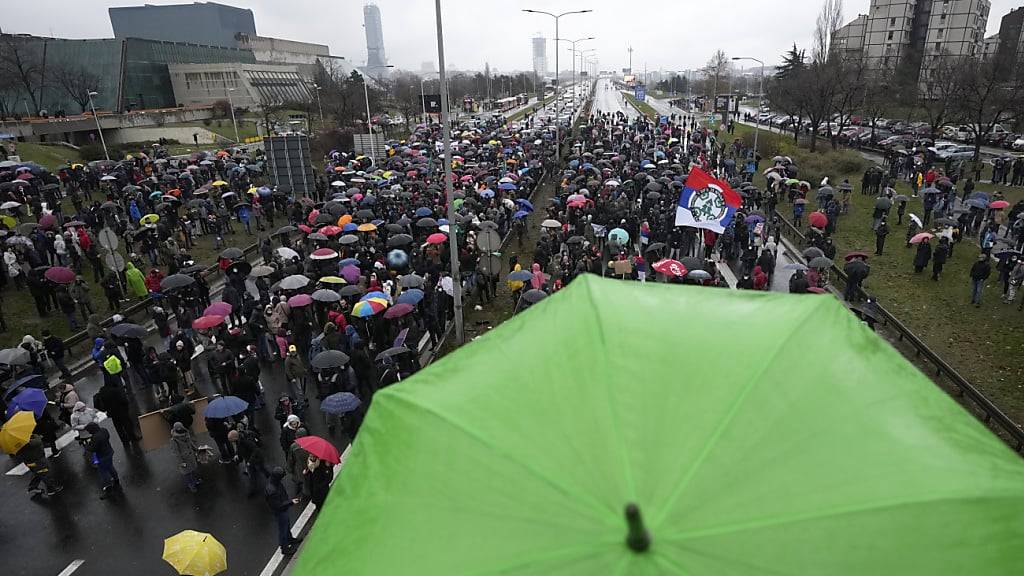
[296,275,1024,575]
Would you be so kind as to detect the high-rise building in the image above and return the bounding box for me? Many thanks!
[993,6,1024,66]
[532,36,547,80]
[835,0,990,84]
[109,2,256,49]
[364,3,388,76]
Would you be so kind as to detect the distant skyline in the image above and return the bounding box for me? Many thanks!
[2,0,1017,72]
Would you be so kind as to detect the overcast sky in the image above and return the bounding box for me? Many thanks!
[2,0,1017,72]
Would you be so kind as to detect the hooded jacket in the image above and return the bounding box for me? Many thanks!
[124,262,148,298]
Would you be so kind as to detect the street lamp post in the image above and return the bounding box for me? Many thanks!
[225,87,240,143]
[87,91,109,161]
[555,36,592,120]
[433,0,465,345]
[356,65,394,162]
[732,56,765,156]
[312,83,325,128]
[522,8,592,162]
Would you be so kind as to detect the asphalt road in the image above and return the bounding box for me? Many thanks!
[2,323,350,576]
[593,78,637,119]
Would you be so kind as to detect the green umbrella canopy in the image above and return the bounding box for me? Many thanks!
[296,275,1024,575]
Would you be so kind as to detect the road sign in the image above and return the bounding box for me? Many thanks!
[104,252,126,272]
[634,86,646,102]
[659,115,668,126]
[477,254,502,277]
[423,94,442,114]
[476,230,501,252]
[98,228,119,251]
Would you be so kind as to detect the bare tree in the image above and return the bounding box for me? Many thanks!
[952,56,1024,160]
[859,64,898,143]
[48,63,102,113]
[813,0,844,64]
[915,54,963,141]
[704,49,730,103]
[829,56,867,148]
[0,35,44,115]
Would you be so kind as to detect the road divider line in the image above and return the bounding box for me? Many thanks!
[56,559,85,576]
[7,413,107,476]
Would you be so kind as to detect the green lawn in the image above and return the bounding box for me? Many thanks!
[14,142,83,170]
[169,120,260,143]
[623,93,658,121]
[729,123,1024,422]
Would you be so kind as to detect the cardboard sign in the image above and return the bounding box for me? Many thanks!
[138,397,209,452]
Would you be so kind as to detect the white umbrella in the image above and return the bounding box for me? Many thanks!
[1,201,21,210]
[909,214,923,228]
[100,175,117,181]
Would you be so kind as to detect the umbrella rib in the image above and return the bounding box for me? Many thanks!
[389,394,612,521]
[462,541,617,576]
[659,492,1020,543]
[651,303,824,528]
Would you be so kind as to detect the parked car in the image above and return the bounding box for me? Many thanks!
[935,145,975,161]
[1012,137,1024,151]
[879,135,915,150]
[857,129,893,146]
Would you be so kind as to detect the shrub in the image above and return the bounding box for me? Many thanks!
[790,148,868,185]
[78,144,107,162]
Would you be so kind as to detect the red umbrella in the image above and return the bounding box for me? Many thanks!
[319,225,343,236]
[44,266,75,284]
[808,211,828,229]
[990,200,1010,209]
[426,233,447,245]
[296,435,341,465]
[844,251,869,262]
[909,232,934,245]
[204,302,232,316]
[310,248,339,260]
[307,209,320,225]
[192,315,225,330]
[298,224,313,234]
[652,259,688,278]
[288,293,313,307]
[383,303,415,319]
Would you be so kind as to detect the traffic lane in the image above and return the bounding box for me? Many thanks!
[2,359,349,576]
[593,79,635,118]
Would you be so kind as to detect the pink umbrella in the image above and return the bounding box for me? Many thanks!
[310,248,339,260]
[383,302,415,319]
[340,264,361,283]
[44,266,76,284]
[990,200,1010,209]
[192,315,225,330]
[288,294,313,307]
[909,232,934,245]
[306,209,320,225]
[426,233,447,245]
[204,302,232,316]
[38,214,57,230]
[460,175,473,182]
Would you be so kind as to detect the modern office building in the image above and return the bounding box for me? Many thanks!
[109,2,257,49]
[532,36,547,80]
[363,3,389,76]
[835,0,990,83]
[168,62,312,108]
[0,33,257,114]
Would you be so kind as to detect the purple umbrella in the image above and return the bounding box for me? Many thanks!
[204,302,232,317]
[340,264,361,284]
[5,387,47,419]
[288,293,313,308]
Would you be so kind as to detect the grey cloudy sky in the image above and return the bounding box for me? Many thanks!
[2,0,1017,72]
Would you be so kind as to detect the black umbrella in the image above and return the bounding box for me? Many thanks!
[275,225,298,236]
[374,346,412,363]
[160,274,195,291]
[355,209,376,220]
[385,223,404,234]
[109,323,148,339]
[340,285,365,297]
[566,235,585,245]
[220,247,244,259]
[802,247,825,260]
[226,261,252,276]
[400,274,425,288]
[416,217,438,228]
[478,220,499,232]
[387,234,413,248]
[311,349,350,370]
[679,256,703,271]
[522,289,547,304]
[645,242,667,253]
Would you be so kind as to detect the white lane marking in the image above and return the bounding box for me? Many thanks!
[6,413,107,476]
[259,444,351,576]
[56,559,85,576]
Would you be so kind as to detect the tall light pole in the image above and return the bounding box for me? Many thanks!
[420,76,428,125]
[433,0,464,345]
[225,87,240,143]
[311,83,325,128]
[555,36,592,119]
[523,8,592,162]
[87,91,109,161]
[732,56,765,156]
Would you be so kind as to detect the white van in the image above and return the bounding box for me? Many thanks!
[955,124,1009,142]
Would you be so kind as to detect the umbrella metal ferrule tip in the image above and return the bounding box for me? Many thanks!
[624,503,651,553]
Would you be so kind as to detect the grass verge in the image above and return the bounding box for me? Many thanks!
[622,93,658,121]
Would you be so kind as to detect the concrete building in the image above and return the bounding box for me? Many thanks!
[837,0,990,81]
[168,62,312,109]
[981,33,1001,59]
[834,14,868,58]
[532,36,547,80]
[994,6,1024,65]
[363,3,389,76]
[109,2,256,49]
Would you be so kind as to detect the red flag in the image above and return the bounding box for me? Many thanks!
[685,167,742,208]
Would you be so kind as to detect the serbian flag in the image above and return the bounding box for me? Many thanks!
[675,167,742,233]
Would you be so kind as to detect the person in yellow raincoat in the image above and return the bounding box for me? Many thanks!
[124,261,148,299]
[506,257,524,308]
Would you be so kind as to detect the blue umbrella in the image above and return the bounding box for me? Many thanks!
[342,223,358,232]
[396,288,424,305]
[479,189,495,198]
[361,290,390,302]
[415,207,433,217]
[204,395,249,418]
[320,392,361,416]
[516,199,533,211]
[968,191,990,202]
[437,219,449,226]
[387,249,409,268]
[339,258,361,267]
[514,210,529,219]
[5,388,47,419]
[608,227,630,245]
[507,270,533,282]
[498,182,517,191]
[257,186,272,197]
[966,198,989,209]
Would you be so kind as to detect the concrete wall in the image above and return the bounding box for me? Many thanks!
[106,126,227,145]
[6,107,216,143]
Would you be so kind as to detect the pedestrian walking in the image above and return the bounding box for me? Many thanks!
[303,454,333,510]
[17,434,63,498]
[265,466,303,555]
[229,428,266,497]
[932,238,950,281]
[284,345,309,409]
[94,382,139,449]
[84,422,121,499]
[970,254,992,307]
[42,329,73,379]
[280,413,302,457]
[70,401,99,459]
[170,421,202,493]
[874,219,889,256]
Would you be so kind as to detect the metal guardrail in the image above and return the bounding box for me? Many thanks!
[773,211,1024,453]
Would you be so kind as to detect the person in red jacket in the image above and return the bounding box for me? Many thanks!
[144,268,165,293]
[753,265,769,290]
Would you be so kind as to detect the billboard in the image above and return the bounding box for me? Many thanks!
[423,94,442,114]
[634,85,646,102]
[714,94,739,113]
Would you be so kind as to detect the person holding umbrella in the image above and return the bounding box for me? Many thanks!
[913,239,932,274]
[932,238,950,281]
[303,454,333,511]
[875,218,890,256]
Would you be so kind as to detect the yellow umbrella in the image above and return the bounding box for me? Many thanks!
[0,411,36,455]
[162,530,227,576]
[357,223,377,233]
[140,213,160,226]
[247,187,258,195]
[0,214,15,229]
[319,276,347,284]
[70,163,84,169]
[212,180,228,187]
